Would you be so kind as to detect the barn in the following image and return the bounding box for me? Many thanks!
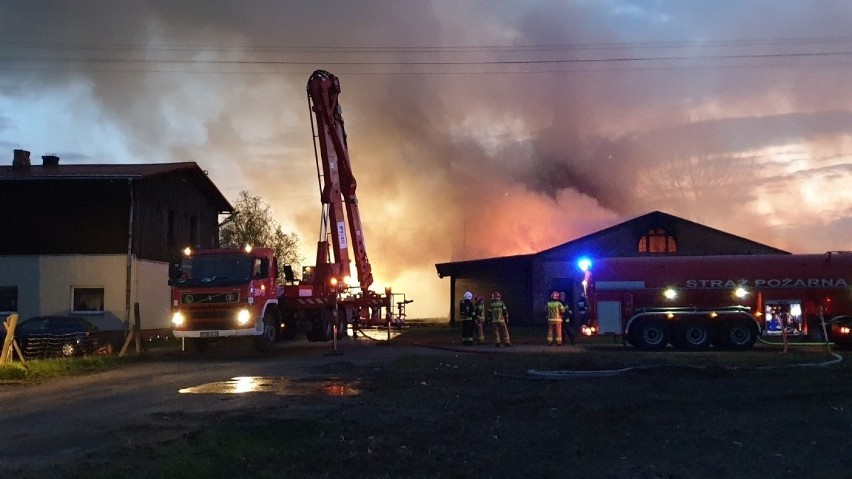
[435,211,788,325]
[0,149,232,334]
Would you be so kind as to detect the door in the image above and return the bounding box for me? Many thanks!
[597,300,622,334]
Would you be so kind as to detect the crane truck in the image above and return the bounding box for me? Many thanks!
[169,70,409,352]
[579,252,852,351]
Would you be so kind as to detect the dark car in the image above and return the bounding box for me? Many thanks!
[11,315,115,359]
[826,316,852,350]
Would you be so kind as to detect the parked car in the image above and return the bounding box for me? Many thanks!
[826,316,852,350]
[9,315,120,359]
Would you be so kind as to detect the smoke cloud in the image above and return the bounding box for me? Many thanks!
[2,1,851,317]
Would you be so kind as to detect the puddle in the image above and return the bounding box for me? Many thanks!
[352,328,404,341]
[178,376,360,396]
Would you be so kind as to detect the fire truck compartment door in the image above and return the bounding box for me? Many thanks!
[597,301,622,334]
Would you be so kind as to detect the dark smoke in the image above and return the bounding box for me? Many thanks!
[2,1,851,316]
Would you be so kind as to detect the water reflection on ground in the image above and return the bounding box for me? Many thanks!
[178,376,360,396]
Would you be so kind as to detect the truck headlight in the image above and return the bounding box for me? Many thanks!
[171,311,185,327]
[237,309,251,325]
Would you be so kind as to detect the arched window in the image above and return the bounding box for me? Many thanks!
[638,229,677,253]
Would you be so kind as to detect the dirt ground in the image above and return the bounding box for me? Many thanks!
[2,329,851,478]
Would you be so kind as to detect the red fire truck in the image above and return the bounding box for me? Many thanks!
[169,70,409,352]
[581,252,852,351]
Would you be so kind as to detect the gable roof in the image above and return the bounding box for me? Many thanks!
[538,210,789,256]
[0,161,233,213]
[436,210,789,277]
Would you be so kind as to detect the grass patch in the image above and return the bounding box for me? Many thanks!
[72,417,330,479]
[0,355,127,382]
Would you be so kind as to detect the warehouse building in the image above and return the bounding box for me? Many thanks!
[435,211,788,325]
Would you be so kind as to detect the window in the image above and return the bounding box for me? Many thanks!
[638,229,677,254]
[72,287,105,314]
[0,286,18,312]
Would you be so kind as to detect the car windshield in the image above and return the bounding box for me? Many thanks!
[175,253,253,287]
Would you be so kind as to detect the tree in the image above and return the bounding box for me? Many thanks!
[219,191,303,279]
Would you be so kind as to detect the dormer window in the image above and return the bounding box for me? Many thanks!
[638,228,677,253]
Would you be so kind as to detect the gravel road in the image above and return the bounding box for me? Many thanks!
[0,337,449,474]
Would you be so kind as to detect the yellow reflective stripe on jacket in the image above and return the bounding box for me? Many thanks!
[546,300,565,321]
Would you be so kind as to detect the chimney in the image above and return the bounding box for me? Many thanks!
[12,149,31,168]
[42,155,60,166]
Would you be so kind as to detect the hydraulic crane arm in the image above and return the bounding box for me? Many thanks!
[306,70,374,291]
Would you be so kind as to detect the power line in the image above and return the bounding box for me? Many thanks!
[3,50,852,66]
[4,34,852,53]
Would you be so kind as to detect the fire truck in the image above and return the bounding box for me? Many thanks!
[580,252,852,351]
[169,70,408,352]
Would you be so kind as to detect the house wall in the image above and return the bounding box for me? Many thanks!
[0,173,223,263]
[0,180,129,255]
[0,256,40,321]
[133,173,222,264]
[0,255,171,331]
[448,257,534,325]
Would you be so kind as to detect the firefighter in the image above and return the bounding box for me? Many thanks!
[474,295,486,344]
[459,291,476,346]
[576,295,589,326]
[489,291,512,347]
[560,291,577,345]
[546,291,565,346]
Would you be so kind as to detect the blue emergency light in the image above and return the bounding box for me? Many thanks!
[577,257,592,272]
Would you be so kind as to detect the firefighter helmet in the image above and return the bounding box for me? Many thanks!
[492,291,501,300]
[463,291,473,300]
[551,291,560,300]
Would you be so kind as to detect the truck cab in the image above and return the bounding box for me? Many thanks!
[169,246,279,352]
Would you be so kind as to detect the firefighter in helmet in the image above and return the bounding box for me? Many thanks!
[459,291,476,346]
[474,295,486,344]
[546,291,566,346]
[489,291,512,347]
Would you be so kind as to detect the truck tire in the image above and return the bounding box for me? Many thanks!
[306,310,333,342]
[253,314,277,352]
[279,309,298,340]
[672,318,713,351]
[631,317,670,351]
[717,318,757,350]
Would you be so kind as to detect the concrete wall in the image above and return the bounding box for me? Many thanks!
[0,255,170,331]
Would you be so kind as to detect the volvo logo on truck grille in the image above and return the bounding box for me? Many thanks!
[182,292,240,304]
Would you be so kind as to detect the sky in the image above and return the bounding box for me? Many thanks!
[2,1,851,318]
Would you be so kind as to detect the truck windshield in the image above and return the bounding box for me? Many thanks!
[175,254,253,287]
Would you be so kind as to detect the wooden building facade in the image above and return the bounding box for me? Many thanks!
[0,149,232,332]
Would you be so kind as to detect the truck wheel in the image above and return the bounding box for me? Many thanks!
[306,310,333,342]
[718,319,757,350]
[279,310,298,340]
[253,314,277,352]
[631,317,669,351]
[185,338,209,353]
[673,318,712,351]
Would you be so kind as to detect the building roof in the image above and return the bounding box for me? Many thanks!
[537,210,790,256]
[0,161,233,212]
[435,210,789,278]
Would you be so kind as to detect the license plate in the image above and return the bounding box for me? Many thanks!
[200,331,219,338]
